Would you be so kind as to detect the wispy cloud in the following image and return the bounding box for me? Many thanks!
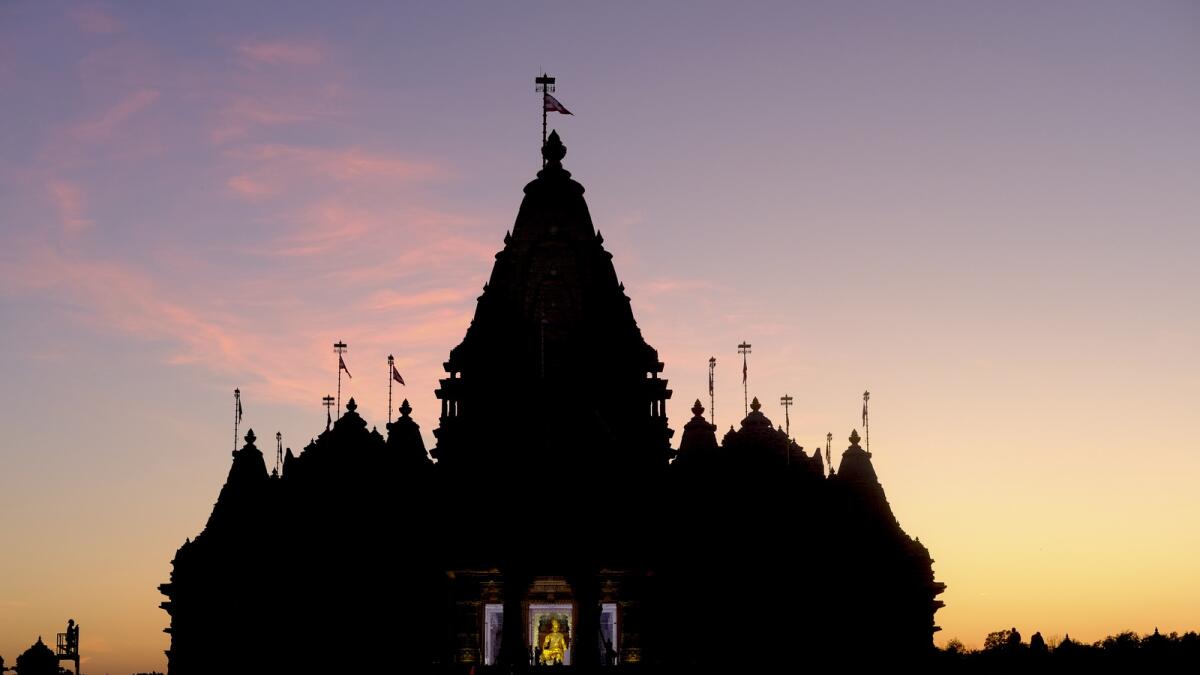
[210,95,325,144]
[49,180,93,233]
[226,174,276,199]
[232,144,442,183]
[71,88,160,142]
[2,244,316,406]
[361,287,475,311]
[0,21,492,429]
[67,5,122,34]
[270,201,376,256]
[236,40,324,65]
[641,278,717,295]
[322,234,497,286]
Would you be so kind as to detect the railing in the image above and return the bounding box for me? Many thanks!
[56,632,79,657]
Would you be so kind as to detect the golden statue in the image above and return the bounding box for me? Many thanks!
[540,618,568,665]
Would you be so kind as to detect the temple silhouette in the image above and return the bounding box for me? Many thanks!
[160,131,944,673]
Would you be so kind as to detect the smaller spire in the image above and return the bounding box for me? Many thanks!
[849,429,861,445]
[691,399,705,417]
[244,429,256,445]
[542,129,567,164]
[345,397,358,413]
[399,398,412,418]
[750,397,762,413]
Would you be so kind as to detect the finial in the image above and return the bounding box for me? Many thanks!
[244,428,256,445]
[346,397,357,413]
[504,230,512,244]
[691,399,704,417]
[750,397,761,413]
[542,129,566,164]
[399,399,412,417]
[849,429,861,445]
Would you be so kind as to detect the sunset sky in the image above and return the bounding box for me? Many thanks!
[2,2,1198,672]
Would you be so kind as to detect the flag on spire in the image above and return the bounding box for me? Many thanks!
[236,396,243,424]
[708,368,714,396]
[544,93,572,115]
[391,363,405,386]
[742,358,748,385]
[339,355,352,379]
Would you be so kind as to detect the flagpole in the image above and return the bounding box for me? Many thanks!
[826,432,833,476]
[233,387,241,452]
[863,390,871,455]
[535,73,556,167]
[738,342,752,417]
[323,395,335,431]
[388,354,394,424]
[334,340,348,418]
[780,394,793,438]
[708,356,716,427]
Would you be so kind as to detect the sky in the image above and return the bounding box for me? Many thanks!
[1,1,1198,672]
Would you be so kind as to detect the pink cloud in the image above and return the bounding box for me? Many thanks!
[268,201,378,256]
[0,192,494,434]
[234,144,441,183]
[210,97,319,144]
[323,235,496,286]
[642,278,717,295]
[2,245,320,407]
[226,174,276,199]
[361,288,475,311]
[49,180,93,233]
[67,5,122,34]
[236,40,325,65]
[72,88,160,142]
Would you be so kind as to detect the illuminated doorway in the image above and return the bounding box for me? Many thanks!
[529,603,573,665]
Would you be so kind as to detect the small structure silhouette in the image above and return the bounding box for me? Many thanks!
[14,637,57,675]
[55,618,80,675]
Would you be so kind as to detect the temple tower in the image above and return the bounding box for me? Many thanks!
[433,131,673,479]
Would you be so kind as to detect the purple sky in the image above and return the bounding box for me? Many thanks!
[2,2,1198,672]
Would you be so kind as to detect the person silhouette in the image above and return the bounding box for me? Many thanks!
[65,620,78,654]
[604,638,617,665]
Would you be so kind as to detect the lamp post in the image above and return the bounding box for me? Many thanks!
[323,394,335,430]
[780,394,794,438]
